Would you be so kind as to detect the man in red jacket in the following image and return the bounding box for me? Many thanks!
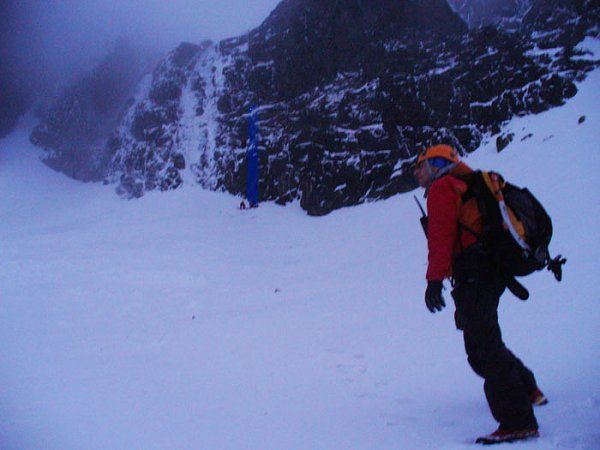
[414,144,547,445]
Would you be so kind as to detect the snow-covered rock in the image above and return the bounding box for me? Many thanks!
[31,0,600,215]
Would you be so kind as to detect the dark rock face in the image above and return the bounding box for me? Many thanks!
[30,41,144,181]
[185,0,598,215]
[32,0,600,215]
[525,0,600,52]
[525,0,599,30]
[108,0,472,208]
[247,0,467,99]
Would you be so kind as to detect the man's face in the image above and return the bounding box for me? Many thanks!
[414,161,436,188]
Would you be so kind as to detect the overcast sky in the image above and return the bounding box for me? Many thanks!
[3,0,282,94]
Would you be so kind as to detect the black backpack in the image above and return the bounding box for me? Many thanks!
[459,170,566,287]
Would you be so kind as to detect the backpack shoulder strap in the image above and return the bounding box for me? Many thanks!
[480,171,507,199]
[452,170,483,203]
[449,171,484,241]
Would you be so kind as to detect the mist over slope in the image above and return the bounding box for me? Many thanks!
[0,61,599,449]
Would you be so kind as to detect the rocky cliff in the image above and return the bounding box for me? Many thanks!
[32,0,599,215]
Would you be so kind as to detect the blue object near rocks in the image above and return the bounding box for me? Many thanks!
[247,105,259,207]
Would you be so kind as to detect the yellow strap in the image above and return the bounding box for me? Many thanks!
[482,172,528,250]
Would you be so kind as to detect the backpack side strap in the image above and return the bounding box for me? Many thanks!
[506,276,530,300]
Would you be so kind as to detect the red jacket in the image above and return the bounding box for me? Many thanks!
[426,163,483,281]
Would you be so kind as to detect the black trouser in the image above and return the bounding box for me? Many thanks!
[452,246,538,431]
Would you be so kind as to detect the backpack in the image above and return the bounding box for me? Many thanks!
[458,170,565,281]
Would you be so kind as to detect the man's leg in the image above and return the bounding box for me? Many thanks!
[505,348,539,396]
[453,279,538,431]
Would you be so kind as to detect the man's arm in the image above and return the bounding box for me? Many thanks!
[426,177,460,281]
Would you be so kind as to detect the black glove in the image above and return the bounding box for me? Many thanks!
[425,280,445,313]
[547,254,567,282]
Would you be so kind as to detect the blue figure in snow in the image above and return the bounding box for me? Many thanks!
[246,105,259,208]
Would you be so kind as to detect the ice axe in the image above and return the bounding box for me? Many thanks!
[414,195,428,238]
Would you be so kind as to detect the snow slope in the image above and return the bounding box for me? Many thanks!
[1,70,599,449]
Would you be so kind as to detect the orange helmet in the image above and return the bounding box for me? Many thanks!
[416,144,460,165]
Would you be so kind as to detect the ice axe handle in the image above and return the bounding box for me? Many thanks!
[414,195,428,238]
[548,254,567,282]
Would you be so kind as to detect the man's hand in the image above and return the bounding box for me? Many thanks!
[425,280,445,313]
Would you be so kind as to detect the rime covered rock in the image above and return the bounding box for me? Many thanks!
[31,0,600,215]
[108,41,214,196]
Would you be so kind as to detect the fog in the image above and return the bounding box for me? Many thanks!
[2,0,281,96]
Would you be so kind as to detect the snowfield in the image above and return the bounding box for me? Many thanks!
[1,68,599,449]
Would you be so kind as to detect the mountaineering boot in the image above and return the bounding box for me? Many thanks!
[476,427,539,445]
[530,387,548,406]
